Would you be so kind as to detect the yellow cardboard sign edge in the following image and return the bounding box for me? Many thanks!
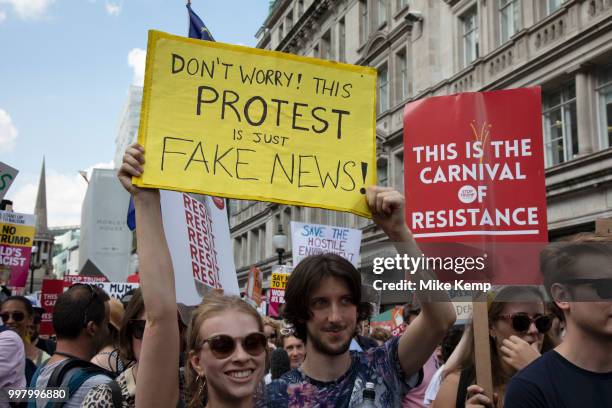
[134,180,372,218]
[147,29,377,75]
[133,30,161,186]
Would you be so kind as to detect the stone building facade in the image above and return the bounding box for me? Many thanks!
[230,0,612,306]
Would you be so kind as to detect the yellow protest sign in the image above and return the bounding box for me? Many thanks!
[1,210,36,289]
[271,272,289,290]
[135,30,377,217]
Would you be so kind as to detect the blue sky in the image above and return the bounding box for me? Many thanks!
[0,0,269,226]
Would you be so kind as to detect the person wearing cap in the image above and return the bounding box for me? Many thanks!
[91,297,126,374]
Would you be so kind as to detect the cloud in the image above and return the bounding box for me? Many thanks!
[11,161,115,227]
[105,1,120,16]
[0,0,54,20]
[0,108,18,153]
[128,48,146,86]
[0,10,6,22]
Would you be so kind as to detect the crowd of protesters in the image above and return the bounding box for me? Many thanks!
[0,143,609,407]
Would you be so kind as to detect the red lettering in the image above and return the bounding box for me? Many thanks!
[187,226,196,242]
[185,211,195,228]
[191,261,202,280]
[189,243,198,261]
[183,193,194,212]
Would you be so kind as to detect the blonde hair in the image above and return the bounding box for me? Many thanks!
[185,295,264,408]
[262,316,282,347]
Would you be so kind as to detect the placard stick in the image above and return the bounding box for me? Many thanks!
[473,294,494,399]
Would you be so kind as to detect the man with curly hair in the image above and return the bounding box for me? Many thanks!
[258,187,456,407]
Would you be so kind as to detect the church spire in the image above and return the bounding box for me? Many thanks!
[34,157,49,236]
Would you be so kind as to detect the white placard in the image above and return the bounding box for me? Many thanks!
[91,282,139,300]
[291,221,362,267]
[161,190,239,305]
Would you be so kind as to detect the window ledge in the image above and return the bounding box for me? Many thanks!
[394,4,410,20]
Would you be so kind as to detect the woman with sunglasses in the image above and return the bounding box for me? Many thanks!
[117,143,267,408]
[0,296,46,384]
[433,286,553,408]
[185,295,267,408]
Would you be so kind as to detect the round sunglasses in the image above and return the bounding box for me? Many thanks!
[497,313,552,334]
[1,311,26,323]
[201,332,267,359]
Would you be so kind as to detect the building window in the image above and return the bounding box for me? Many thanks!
[461,8,479,67]
[378,0,388,26]
[547,0,562,15]
[339,18,346,62]
[241,233,248,266]
[395,48,409,101]
[393,151,404,192]
[360,0,369,44]
[229,199,238,215]
[542,83,578,167]
[321,30,332,60]
[597,66,612,148]
[297,0,304,18]
[285,13,293,32]
[499,0,521,44]
[258,226,266,261]
[397,0,409,11]
[377,158,388,186]
[278,22,284,44]
[377,64,389,113]
[313,44,319,58]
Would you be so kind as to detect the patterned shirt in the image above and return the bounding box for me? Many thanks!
[258,336,422,408]
[81,366,186,408]
[81,365,135,408]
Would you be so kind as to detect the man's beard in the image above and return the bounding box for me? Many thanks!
[307,325,352,356]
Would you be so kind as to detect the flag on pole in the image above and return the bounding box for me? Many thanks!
[187,2,215,41]
[126,2,216,232]
[127,196,136,231]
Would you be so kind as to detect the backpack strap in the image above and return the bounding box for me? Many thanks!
[44,359,119,408]
[106,378,124,407]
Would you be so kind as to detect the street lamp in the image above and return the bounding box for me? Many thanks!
[272,224,288,265]
[29,246,38,294]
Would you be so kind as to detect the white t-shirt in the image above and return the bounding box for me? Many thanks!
[33,359,113,408]
[424,364,445,406]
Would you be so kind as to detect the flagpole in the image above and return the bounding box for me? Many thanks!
[186,0,191,37]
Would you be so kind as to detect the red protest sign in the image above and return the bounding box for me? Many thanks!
[40,279,64,336]
[403,88,547,284]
